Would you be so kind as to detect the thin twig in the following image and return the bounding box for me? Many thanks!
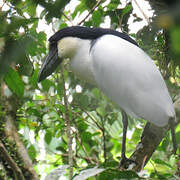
[133,0,150,25]
[83,109,103,131]
[0,140,25,180]
[60,65,73,179]
[61,153,98,164]
[70,110,99,164]
[0,0,7,10]
[75,133,95,164]
[101,117,106,162]
[78,0,104,25]
[62,12,73,25]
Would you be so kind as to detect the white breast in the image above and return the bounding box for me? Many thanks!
[69,39,96,85]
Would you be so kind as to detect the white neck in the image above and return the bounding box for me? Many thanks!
[58,37,96,85]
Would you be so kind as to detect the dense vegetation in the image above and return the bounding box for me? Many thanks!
[0,0,180,179]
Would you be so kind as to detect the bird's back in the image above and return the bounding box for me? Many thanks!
[91,34,175,127]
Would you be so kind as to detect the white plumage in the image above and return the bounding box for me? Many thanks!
[91,35,175,127]
[38,26,176,163]
[57,35,175,127]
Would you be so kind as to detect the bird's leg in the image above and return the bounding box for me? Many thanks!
[119,110,128,166]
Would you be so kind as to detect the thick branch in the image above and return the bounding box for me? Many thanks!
[1,81,39,180]
[0,140,25,180]
[4,116,39,180]
[129,98,180,171]
[129,123,168,171]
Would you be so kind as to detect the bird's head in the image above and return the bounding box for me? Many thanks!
[38,36,79,82]
[38,26,138,82]
[38,26,89,82]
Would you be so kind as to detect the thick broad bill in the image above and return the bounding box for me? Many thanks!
[38,48,63,82]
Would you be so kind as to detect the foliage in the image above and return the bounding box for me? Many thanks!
[0,0,180,179]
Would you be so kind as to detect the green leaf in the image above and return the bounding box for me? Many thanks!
[122,4,132,16]
[28,144,36,160]
[72,2,87,19]
[29,68,38,88]
[74,94,89,108]
[57,81,64,97]
[26,0,37,17]
[4,67,24,97]
[81,131,92,142]
[160,134,170,151]
[97,169,139,179]
[107,0,120,10]
[96,107,106,117]
[84,0,96,9]
[77,120,88,132]
[171,26,180,55]
[131,128,142,144]
[45,131,52,144]
[92,10,102,27]
[41,79,55,92]
[55,104,66,113]
[153,158,173,168]
[38,31,47,43]
[92,88,101,99]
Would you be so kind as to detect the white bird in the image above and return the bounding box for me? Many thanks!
[38,26,176,166]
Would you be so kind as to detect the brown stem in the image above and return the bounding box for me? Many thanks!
[78,0,104,25]
[62,12,73,25]
[129,123,169,171]
[101,118,106,162]
[60,65,73,179]
[82,109,103,131]
[133,0,150,24]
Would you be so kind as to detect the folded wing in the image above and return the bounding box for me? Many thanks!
[91,34,175,127]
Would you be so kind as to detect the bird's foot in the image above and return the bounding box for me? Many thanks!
[119,156,136,170]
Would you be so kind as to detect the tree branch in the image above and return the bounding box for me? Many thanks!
[4,116,39,180]
[1,81,39,180]
[0,140,25,180]
[78,0,104,25]
[133,0,150,25]
[128,98,180,171]
[129,123,168,171]
[60,65,73,179]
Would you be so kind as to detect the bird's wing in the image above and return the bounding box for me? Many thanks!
[91,34,175,127]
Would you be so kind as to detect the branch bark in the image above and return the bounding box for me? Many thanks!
[60,65,73,179]
[0,140,25,180]
[128,98,180,171]
[133,0,150,24]
[0,81,39,180]
[129,1,179,171]
[129,123,168,171]
[78,0,104,25]
[4,114,39,180]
